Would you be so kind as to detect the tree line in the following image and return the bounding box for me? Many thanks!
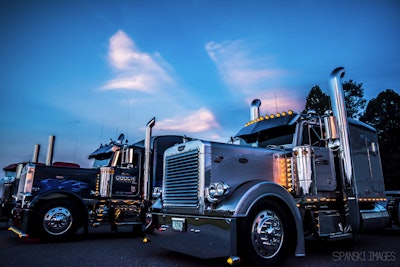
[304,81,400,190]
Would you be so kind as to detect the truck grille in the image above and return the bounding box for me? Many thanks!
[163,149,200,207]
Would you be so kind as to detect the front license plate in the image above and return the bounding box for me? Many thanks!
[171,218,186,232]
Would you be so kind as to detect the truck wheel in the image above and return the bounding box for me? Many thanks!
[36,199,81,240]
[239,199,294,266]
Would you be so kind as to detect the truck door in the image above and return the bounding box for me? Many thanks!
[103,147,142,198]
[300,122,337,192]
[349,124,386,196]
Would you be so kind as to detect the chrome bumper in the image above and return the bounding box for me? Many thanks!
[151,213,237,259]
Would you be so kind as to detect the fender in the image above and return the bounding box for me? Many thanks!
[29,190,89,218]
[17,190,89,236]
[217,180,305,257]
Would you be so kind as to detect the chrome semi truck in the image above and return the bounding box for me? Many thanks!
[150,67,400,266]
[9,121,189,240]
[1,143,79,223]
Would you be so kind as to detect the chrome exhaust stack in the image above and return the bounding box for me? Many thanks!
[32,144,40,163]
[327,67,363,233]
[46,135,55,166]
[250,99,261,120]
[328,67,353,184]
[143,117,156,202]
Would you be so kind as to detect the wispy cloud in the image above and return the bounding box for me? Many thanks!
[102,30,174,92]
[254,90,304,115]
[205,40,287,95]
[156,108,219,133]
[98,30,222,139]
[205,40,305,112]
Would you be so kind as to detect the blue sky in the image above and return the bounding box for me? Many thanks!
[1,0,399,174]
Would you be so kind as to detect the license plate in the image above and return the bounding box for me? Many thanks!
[171,218,186,232]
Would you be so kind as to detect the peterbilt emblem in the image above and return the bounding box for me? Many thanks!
[178,145,185,151]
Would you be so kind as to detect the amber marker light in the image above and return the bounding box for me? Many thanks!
[227,256,240,265]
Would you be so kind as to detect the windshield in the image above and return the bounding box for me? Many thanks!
[92,158,111,168]
[237,125,296,148]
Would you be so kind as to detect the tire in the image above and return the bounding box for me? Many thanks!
[35,199,81,241]
[239,199,294,266]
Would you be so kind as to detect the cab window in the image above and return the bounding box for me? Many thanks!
[301,123,326,147]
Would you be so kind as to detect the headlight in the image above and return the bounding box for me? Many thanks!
[152,186,162,198]
[206,182,229,203]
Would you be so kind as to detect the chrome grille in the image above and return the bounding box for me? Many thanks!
[163,149,199,207]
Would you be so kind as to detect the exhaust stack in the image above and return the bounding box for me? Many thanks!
[250,99,261,120]
[46,135,55,166]
[328,67,353,184]
[32,144,40,163]
[143,117,156,201]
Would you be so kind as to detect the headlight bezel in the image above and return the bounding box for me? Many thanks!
[206,182,230,203]
[152,186,162,199]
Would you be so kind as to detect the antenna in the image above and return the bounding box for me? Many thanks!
[127,99,130,141]
[274,92,278,113]
[99,119,104,143]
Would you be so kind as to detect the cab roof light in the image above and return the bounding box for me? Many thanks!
[244,110,296,127]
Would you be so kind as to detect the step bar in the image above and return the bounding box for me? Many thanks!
[8,226,28,238]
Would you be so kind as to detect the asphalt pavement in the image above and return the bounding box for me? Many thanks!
[1,222,399,267]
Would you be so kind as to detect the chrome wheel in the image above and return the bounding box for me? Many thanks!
[43,206,73,236]
[251,210,284,259]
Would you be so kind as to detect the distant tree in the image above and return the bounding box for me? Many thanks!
[304,80,366,118]
[360,89,400,151]
[360,89,400,190]
[303,85,330,114]
[342,80,367,119]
